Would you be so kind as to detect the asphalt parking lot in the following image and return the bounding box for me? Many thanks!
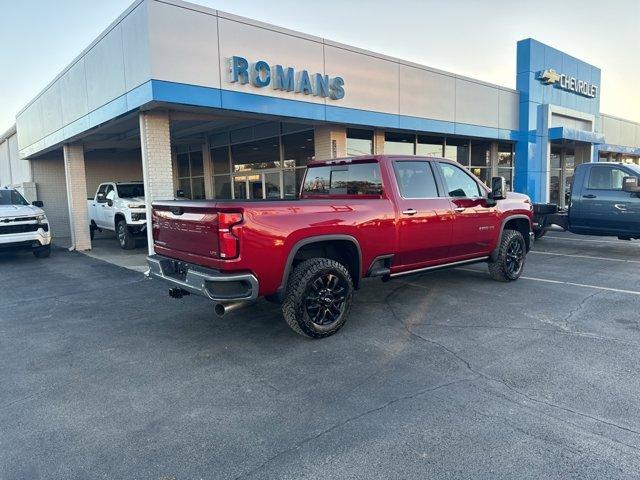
[2,231,640,480]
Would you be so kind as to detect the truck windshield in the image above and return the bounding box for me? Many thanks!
[116,184,145,198]
[303,163,383,196]
[0,189,29,206]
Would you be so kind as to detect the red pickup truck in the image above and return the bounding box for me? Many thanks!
[147,155,533,338]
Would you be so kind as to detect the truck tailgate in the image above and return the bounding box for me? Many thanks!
[152,203,220,258]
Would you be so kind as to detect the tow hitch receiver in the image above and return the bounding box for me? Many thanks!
[169,287,190,299]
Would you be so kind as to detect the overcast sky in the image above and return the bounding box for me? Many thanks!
[1,0,639,134]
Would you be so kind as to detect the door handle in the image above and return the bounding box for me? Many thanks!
[453,207,466,213]
[614,204,628,211]
[583,194,597,199]
[402,209,417,216]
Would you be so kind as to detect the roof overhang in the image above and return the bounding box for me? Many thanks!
[548,126,604,144]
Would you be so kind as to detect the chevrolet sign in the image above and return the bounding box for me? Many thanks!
[537,69,597,98]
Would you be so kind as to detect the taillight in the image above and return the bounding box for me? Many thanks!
[218,212,243,259]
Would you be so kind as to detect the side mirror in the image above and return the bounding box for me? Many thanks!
[490,176,507,200]
[176,189,185,198]
[107,199,114,207]
[622,176,640,193]
[32,200,44,208]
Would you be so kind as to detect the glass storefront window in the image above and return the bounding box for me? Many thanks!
[549,147,562,206]
[498,168,513,191]
[347,129,373,156]
[178,178,191,199]
[264,172,281,199]
[498,143,513,167]
[213,175,232,199]
[211,146,230,175]
[416,135,444,157]
[177,152,190,178]
[192,177,205,199]
[190,150,204,176]
[498,143,514,191]
[470,140,491,167]
[282,168,306,199]
[384,132,415,155]
[233,176,248,199]
[283,130,315,168]
[176,147,205,199]
[470,167,490,186]
[444,138,469,165]
[231,137,280,172]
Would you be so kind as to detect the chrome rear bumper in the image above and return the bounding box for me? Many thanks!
[146,255,259,302]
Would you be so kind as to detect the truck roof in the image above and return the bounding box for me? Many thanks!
[306,154,448,167]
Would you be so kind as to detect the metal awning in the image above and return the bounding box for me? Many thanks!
[548,127,605,144]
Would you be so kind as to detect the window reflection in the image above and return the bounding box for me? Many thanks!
[347,129,373,156]
[384,132,414,155]
[416,135,444,157]
[231,138,280,172]
[444,138,469,165]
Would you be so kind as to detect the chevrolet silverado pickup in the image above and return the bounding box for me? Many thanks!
[533,162,640,240]
[147,155,534,338]
[87,182,147,249]
[0,187,51,257]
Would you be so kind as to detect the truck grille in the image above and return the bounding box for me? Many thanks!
[0,224,40,235]
[0,216,37,223]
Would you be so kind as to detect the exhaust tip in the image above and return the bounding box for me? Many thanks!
[214,303,226,317]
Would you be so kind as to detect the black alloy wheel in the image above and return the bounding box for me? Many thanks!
[117,223,127,247]
[282,258,354,338]
[505,237,525,277]
[304,273,348,327]
[488,228,527,282]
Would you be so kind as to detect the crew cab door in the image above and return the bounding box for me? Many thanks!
[100,184,116,230]
[435,162,500,258]
[93,183,108,228]
[578,164,640,234]
[392,160,454,269]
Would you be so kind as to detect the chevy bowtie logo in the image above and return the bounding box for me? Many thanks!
[538,69,561,84]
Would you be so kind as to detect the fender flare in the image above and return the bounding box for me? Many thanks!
[277,234,363,296]
[490,215,532,262]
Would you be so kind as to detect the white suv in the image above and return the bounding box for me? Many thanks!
[0,187,52,258]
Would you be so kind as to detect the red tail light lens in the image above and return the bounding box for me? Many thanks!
[218,212,243,259]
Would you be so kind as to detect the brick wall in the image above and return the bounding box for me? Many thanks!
[84,149,143,197]
[63,144,91,251]
[373,130,385,154]
[139,110,174,254]
[31,155,72,247]
[314,126,346,160]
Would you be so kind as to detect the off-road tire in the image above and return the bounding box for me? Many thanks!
[488,229,526,282]
[33,245,51,258]
[282,258,354,339]
[117,220,136,250]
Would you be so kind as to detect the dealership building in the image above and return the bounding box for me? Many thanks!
[1,0,639,250]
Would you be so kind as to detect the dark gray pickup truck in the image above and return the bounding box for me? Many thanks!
[534,162,640,240]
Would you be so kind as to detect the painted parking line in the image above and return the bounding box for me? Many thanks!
[543,235,640,246]
[455,267,640,296]
[530,250,640,264]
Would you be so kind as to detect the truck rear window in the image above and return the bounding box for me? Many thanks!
[303,163,383,196]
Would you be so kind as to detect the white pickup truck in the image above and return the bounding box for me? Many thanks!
[0,187,51,257]
[87,182,147,249]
